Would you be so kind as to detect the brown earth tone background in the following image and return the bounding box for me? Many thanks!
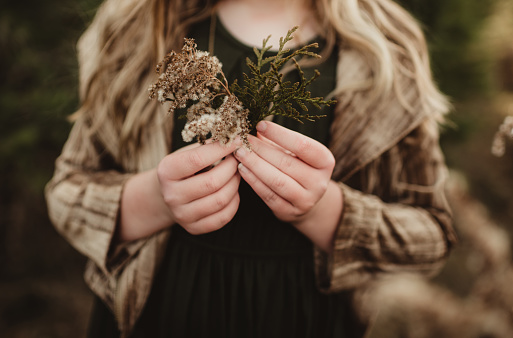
[1,0,513,336]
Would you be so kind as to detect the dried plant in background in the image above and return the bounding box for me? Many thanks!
[356,172,513,338]
[491,115,513,157]
[360,274,513,338]
[148,27,334,148]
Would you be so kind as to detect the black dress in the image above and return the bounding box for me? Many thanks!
[88,16,367,338]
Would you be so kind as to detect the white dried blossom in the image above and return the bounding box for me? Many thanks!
[157,89,166,103]
[182,114,218,143]
[149,29,333,149]
[181,94,250,146]
[149,38,250,148]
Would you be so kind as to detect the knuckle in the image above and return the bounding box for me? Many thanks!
[156,161,170,181]
[301,198,316,213]
[292,209,306,219]
[279,155,294,170]
[276,207,294,222]
[317,179,329,192]
[173,207,193,225]
[184,223,203,235]
[156,163,164,181]
[242,151,258,168]
[271,176,287,190]
[214,194,228,210]
[185,219,215,235]
[172,208,200,226]
[325,152,336,170]
[162,190,179,207]
[295,138,313,154]
[264,190,279,204]
[202,216,227,234]
[216,214,230,230]
[293,195,315,215]
[220,199,238,224]
[185,151,204,170]
[202,175,220,193]
[172,208,185,223]
[184,197,238,235]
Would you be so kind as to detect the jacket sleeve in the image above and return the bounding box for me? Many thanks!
[315,119,457,292]
[45,117,146,277]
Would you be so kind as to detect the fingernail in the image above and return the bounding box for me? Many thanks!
[238,162,247,173]
[256,121,267,132]
[235,147,246,158]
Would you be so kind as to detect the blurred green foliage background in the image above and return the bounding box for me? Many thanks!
[1,0,512,336]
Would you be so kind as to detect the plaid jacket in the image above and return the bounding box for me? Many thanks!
[45,47,457,336]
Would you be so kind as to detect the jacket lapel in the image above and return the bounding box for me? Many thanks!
[329,49,429,182]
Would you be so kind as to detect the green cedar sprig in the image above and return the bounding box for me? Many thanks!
[149,26,335,147]
[231,26,336,131]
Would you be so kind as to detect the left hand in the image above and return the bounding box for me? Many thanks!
[234,121,336,225]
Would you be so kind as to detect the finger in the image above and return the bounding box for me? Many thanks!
[173,173,241,224]
[257,134,298,158]
[247,135,317,189]
[174,138,216,153]
[182,193,240,235]
[255,121,335,169]
[173,155,240,203]
[173,142,201,154]
[237,162,296,219]
[234,146,304,204]
[161,140,241,180]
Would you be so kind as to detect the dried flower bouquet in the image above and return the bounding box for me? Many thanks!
[148,27,335,149]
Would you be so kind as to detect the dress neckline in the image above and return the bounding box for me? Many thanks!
[211,14,321,56]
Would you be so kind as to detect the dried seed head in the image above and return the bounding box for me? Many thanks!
[149,38,251,147]
[492,116,513,157]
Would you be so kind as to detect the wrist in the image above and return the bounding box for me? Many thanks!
[291,180,343,253]
[118,169,174,242]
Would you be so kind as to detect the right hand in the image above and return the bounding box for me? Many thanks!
[157,141,242,235]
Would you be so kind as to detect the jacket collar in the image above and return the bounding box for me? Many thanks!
[329,49,429,182]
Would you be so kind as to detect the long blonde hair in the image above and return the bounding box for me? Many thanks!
[317,0,449,115]
[74,0,449,161]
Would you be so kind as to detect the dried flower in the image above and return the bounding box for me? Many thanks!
[149,27,335,149]
[491,116,513,157]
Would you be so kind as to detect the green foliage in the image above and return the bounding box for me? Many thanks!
[152,27,334,146]
[231,27,335,130]
[0,0,102,278]
[399,0,513,228]
[398,0,497,99]
[0,0,102,195]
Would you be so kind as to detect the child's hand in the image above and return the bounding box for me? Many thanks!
[157,141,241,235]
[234,121,336,225]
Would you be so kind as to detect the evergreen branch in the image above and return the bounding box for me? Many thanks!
[232,27,335,130]
[149,27,336,149]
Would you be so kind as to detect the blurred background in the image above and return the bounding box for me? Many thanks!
[1,0,512,337]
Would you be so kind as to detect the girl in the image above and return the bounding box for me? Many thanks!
[46,0,457,336]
